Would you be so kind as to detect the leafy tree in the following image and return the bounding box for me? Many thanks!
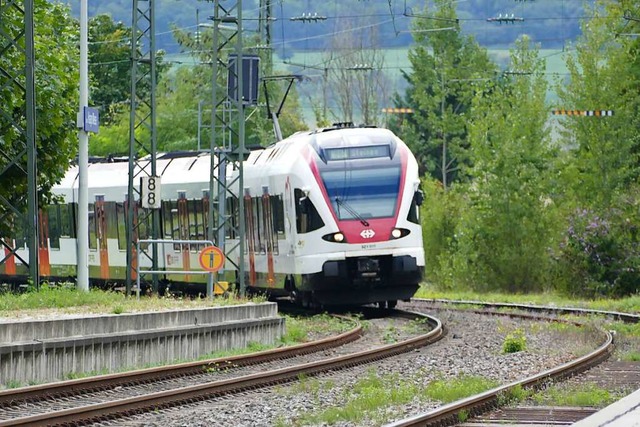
[88,14,131,125]
[397,0,497,188]
[555,1,640,208]
[449,37,557,293]
[87,14,168,127]
[552,1,640,297]
[0,1,79,235]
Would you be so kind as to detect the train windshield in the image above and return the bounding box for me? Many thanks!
[321,166,401,220]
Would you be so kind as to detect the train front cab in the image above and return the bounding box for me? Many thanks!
[293,188,424,307]
[290,139,425,307]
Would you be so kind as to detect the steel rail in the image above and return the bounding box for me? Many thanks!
[384,300,617,427]
[0,314,362,407]
[417,297,640,323]
[0,311,443,426]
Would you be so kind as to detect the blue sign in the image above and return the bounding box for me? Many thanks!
[83,107,100,133]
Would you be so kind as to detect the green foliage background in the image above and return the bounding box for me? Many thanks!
[412,0,640,298]
[0,1,78,236]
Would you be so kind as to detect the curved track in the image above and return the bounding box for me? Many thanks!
[385,299,622,427]
[0,310,443,426]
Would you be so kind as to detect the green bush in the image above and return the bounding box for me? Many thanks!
[555,197,640,298]
[502,329,527,353]
[419,177,463,289]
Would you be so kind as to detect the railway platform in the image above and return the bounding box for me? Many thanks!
[572,387,640,426]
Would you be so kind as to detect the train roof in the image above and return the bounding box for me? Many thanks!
[52,152,214,202]
[245,125,401,168]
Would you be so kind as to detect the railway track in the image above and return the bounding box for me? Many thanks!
[385,299,629,427]
[0,309,443,426]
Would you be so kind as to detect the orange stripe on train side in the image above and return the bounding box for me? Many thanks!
[38,210,51,277]
[4,243,16,275]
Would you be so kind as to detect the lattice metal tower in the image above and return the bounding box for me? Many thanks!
[206,0,247,296]
[0,0,39,288]
[126,0,160,294]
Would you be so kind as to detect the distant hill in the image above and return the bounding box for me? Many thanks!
[69,0,588,55]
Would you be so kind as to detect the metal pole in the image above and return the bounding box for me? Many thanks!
[237,2,246,297]
[198,101,202,151]
[24,0,39,289]
[149,0,160,294]
[76,0,90,291]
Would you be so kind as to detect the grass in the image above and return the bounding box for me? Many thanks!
[284,370,498,426]
[423,374,499,403]
[0,282,265,318]
[295,369,422,426]
[281,313,353,345]
[621,350,640,362]
[607,321,640,338]
[414,284,640,316]
[531,383,620,408]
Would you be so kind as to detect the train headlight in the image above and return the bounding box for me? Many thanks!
[390,228,410,239]
[322,232,347,243]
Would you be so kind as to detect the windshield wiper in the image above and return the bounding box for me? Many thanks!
[334,197,369,226]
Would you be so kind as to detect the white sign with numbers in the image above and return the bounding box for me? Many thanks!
[141,176,162,209]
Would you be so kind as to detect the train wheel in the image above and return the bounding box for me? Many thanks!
[300,291,312,308]
[387,300,398,309]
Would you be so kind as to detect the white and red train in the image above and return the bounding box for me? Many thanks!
[0,124,425,307]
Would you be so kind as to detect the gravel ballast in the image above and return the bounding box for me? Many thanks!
[108,305,600,427]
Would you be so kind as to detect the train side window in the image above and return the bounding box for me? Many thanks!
[201,197,210,239]
[136,207,151,251]
[225,196,238,239]
[105,202,118,241]
[188,199,204,250]
[407,190,423,224]
[271,195,285,238]
[294,188,324,233]
[116,203,127,250]
[261,194,277,255]
[254,196,264,254]
[66,203,77,238]
[88,203,97,250]
[162,200,179,251]
[177,198,189,250]
[47,204,61,250]
[15,224,26,249]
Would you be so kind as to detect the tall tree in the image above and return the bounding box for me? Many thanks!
[88,14,131,125]
[552,1,640,298]
[88,14,167,127]
[556,1,640,208]
[451,36,556,293]
[0,0,79,236]
[398,0,497,188]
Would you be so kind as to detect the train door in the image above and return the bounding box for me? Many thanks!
[124,197,139,280]
[95,195,110,280]
[177,191,191,280]
[261,187,276,286]
[244,190,256,285]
